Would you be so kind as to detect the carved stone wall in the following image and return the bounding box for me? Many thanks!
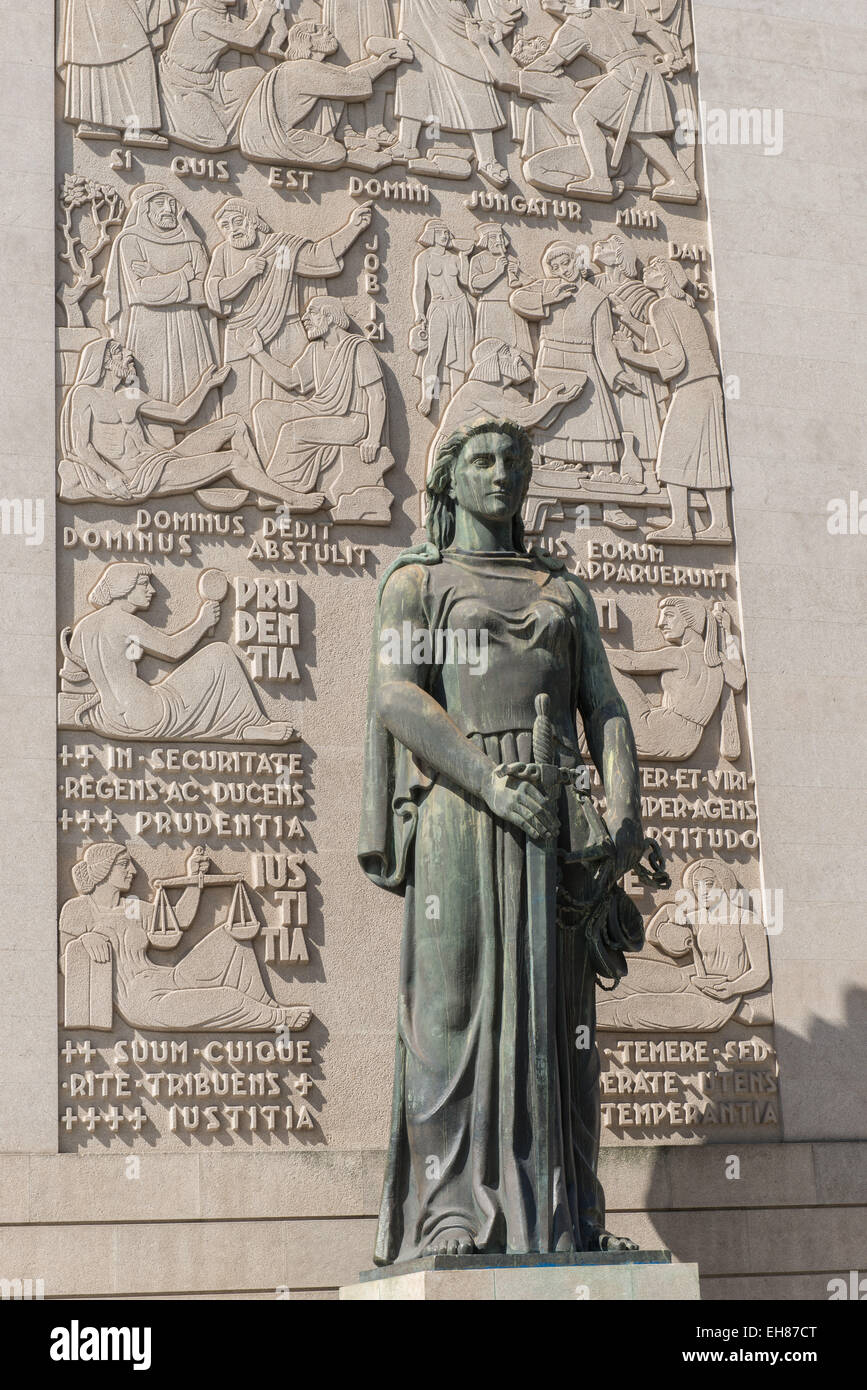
[50,0,778,1156]
[1,0,866,1300]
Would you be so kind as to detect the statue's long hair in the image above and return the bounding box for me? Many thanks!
[426,418,533,552]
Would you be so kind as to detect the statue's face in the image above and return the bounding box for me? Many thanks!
[128,575,155,610]
[658,604,686,643]
[148,195,178,231]
[548,250,577,280]
[489,231,507,255]
[433,225,451,247]
[109,853,136,892]
[593,236,618,267]
[219,211,257,250]
[302,302,329,340]
[450,430,530,525]
[312,25,338,55]
[504,350,531,384]
[643,262,667,291]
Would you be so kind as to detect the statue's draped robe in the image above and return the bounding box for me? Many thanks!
[61,615,274,743]
[104,195,216,403]
[58,0,171,128]
[359,545,609,1263]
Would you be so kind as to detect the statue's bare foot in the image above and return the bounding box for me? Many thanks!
[646,522,693,542]
[256,490,326,512]
[478,160,509,190]
[243,721,299,744]
[590,1229,639,1253]
[278,1006,312,1031]
[430,1227,476,1257]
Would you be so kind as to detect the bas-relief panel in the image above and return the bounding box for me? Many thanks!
[54,0,777,1151]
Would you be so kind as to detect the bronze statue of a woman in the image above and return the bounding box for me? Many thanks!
[359,418,665,1265]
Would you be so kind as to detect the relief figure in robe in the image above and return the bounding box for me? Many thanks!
[360,417,653,1262]
[60,843,312,1032]
[597,858,771,1032]
[58,0,173,146]
[238,21,407,167]
[159,0,277,152]
[58,561,298,744]
[614,257,732,543]
[510,241,631,469]
[205,197,374,418]
[391,0,516,187]
[103,185,217,405]
[319,0,399,135]
[467,223,533,359]
[245,296,389,502]
[592,233,667,485]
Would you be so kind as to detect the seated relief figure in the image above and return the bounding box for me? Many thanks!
[239,20,408,167]
[359,417,668,1263]
[426,335,584,475]
[60,843,311,1033]
[241,295,393,520]
[58,338,324,511]
[597,858,772,1033]
[58,561,297,745]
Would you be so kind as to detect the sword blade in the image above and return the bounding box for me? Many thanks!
[526,813,557,1252]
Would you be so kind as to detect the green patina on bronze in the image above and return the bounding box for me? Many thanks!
[359,418,668,1265]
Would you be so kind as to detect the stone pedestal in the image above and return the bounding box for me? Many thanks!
[340,1251,700,1301]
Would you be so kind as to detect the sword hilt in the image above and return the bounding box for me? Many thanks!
[532,693,555,768]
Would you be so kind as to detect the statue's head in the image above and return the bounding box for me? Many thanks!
[215,198,267,250]
[644,255,692,299]
[146,191,179,232]
[302,295,349,340]
[426,419,533,550]
[592,232,639,277]
[71,842,135,897]
[418,219,452,249]
[286,21,338,61]
[88,562,155,611]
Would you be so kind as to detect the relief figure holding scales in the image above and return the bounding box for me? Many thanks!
[359,418,668,1263]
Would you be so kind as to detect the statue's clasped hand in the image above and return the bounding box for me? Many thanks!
[485,762,560,845]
